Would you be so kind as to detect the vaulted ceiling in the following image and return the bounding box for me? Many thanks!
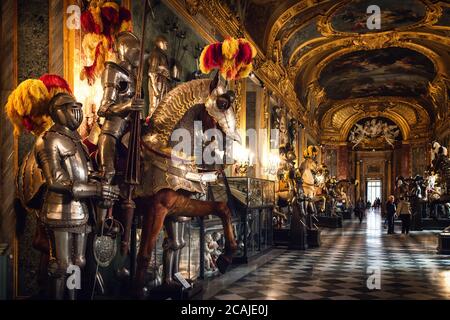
[237,0,450,144]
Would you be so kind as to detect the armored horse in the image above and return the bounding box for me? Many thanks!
[130,74,240,294]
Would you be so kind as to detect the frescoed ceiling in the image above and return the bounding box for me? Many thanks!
[330,0,427,33]
[318,47,436,100]
[241,0,448,143]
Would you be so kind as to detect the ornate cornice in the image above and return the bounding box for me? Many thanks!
[265,0,333,55]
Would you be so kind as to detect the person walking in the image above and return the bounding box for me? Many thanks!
[396,196,412,235]
[386,195,397,234]
[356,198,365,224]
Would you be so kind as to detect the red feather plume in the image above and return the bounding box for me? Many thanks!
[39,74,72,94]
[81,10,101,34]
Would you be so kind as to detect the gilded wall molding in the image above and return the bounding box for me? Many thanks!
[265,0,333,55]
[428,74,449,121]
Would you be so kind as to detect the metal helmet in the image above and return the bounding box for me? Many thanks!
[154,35,169,51]
[115,31,141,67]
[49,93,83,130]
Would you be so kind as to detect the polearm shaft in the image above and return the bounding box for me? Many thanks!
[123,0,150,287]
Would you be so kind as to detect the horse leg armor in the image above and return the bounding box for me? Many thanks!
[162,217,187,285]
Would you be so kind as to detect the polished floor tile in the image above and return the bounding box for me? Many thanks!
[208,209,450,300]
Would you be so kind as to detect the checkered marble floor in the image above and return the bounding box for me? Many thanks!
[210,209,450,300]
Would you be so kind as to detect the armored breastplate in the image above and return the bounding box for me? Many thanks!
[39,128,91,227]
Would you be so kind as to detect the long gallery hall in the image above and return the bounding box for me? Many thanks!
[0,0,449,305]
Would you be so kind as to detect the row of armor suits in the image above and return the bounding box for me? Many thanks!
[19,31,180,299]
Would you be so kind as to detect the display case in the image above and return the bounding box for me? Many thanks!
[226,177,275,263]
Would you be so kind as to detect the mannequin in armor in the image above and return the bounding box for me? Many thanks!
[148,35,171,117]
[97,31,143,185]
[34,93,119,299]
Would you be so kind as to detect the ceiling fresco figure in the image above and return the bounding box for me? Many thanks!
[319,47,436,100]
[331,0,427,33]
[348,117,401,149]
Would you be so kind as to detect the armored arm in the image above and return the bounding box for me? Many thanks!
[98,62,136,118]
[98,82,133,117]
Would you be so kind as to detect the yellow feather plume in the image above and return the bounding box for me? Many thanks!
[222,37,239,59]
[237,63,253,79]
[4,79,52,136]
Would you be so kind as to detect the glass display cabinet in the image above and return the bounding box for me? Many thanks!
[226,177,275,264]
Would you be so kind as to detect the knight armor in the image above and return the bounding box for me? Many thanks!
[148,35,171,116]
[97,31,142,183]
[98,62,136,138]
[34,93,119,299]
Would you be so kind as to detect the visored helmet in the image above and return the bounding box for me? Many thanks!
[49,93,83,130]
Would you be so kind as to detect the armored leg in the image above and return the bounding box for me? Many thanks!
[162,218,176,285]
[172,219,187,276]
[72,232,88,300]
[73,233,87,268]
[51,231,71,300]
[97,133,117,183]
[162,217,186,285]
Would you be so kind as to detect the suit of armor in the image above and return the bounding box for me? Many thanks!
[97,31,141,184]
[34,93,118,299]
[148,36,171,117]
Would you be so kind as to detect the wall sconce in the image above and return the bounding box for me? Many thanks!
[233,144,254,177]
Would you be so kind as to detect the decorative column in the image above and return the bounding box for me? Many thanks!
[49,0,64,75]
[360,160,365,201]
[387,160,392,198]
[0,0,18,300]
[355,159,361,200]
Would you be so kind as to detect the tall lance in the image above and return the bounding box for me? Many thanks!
[122,0,153,284]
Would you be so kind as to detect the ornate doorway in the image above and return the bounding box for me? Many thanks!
[367,179,382,204]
